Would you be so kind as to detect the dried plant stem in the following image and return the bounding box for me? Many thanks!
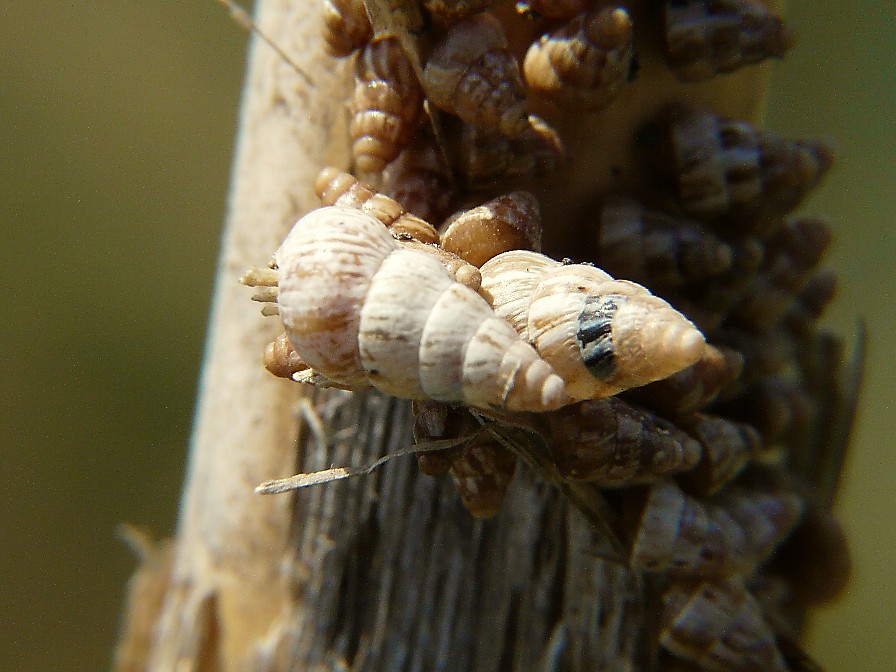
[115,1,782,671]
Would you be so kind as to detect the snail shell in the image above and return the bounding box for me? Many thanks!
[273,206,567,412]
[479,250,707,401]
[730,216,833,332]
[321,0,372,58]
[350,36,425,174]
[440,191,543,267]
[627,344,744,419]
[449,435,517,518]
[523,6,635,111]
[546,397,702,485]
[422,13,529,137]
[652,109,835,227]
[664,0,794,82]
[596,196,734,289]
[626,479,804,577]
[677,415,764,497]
[660,578,788,672]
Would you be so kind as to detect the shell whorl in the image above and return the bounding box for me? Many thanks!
[480,251,706,400]
[274,206,566,411]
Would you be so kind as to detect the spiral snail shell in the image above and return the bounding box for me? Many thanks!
[269,206,568,412]
[523,6,635,111]
[422,13,529,137]
[479,250,707,401]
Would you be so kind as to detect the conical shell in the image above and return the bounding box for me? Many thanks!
[524,6,634,110]
[661,579,788,672]
[480,250,707,400]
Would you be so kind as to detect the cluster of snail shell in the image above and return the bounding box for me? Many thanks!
[243,2,854,671]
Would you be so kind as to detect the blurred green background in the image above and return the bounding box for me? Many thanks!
[0,2,892,670]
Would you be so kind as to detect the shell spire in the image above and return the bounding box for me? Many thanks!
[480,250,707,401]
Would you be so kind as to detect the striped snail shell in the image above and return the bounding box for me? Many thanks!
[545,397,702,485]
[660,578,789,672]
[664,0,794,82]
[523,6,635,111]
[381,134,455,225]
[479,250,707,401]
[650,109,835,227]
[321,0,372,58]
[422,13,529,137]
[350,36,425,174]
[272,206,567,412]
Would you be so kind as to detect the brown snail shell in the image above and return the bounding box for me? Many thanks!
[422,13,529,137]
[321,0,372,58]
[664,0,794,82]
[523,6,635,111]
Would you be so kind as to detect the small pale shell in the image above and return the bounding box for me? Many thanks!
[480,251,707,400]
[665,0,794,82]
[272,206,568,412]
[422,13,529,137]
[523,6,634,111]
[661,578,788,672]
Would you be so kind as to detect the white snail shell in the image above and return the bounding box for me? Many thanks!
[479,250,707,401]
[274,206,567,412]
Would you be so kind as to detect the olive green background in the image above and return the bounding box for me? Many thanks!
[1,2,892,670]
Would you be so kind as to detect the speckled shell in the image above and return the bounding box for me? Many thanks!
[449,435,517,518]
[665,0,794,82]
[440,191,543,267]
[660,578,788,672]
[546,397,702,485]
[273,206,567,412]
[422,13,529,137]
[321,0,372,58]
[626,479,804,576]
[596,196,734,289]
[479,250,707,401]
[456,114,566,186]
[350,36,425,174]
[655,109,835,226]
[523,6,634,110]
[315,167,440,244]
